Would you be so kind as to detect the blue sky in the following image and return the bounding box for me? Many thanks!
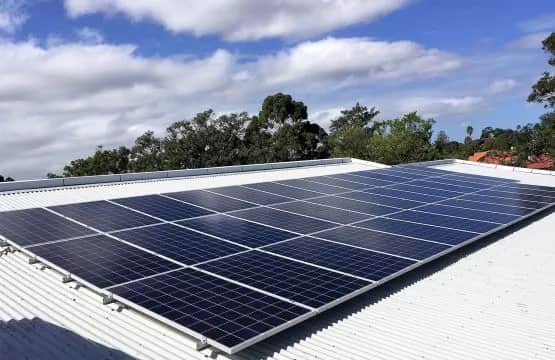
[0,0,553,179]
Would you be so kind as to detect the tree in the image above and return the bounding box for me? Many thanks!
[367,112,436,164]
[434,130,450,156]
[0,175,14,182]
[528,32,555,109]
[62,146,131,177]
[258,93,307,128]
[329,103,379,158]
[130,131,164,172]
[464,125,474,144]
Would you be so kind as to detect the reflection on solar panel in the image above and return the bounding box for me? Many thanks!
[49,201,160,232]
[112,195,214,221]
[1,164,554,354]
[0,208,95,246]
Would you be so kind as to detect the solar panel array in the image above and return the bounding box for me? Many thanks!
[1,165,554,354]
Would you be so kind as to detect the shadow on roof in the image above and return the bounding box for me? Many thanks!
[0,317,133,360]
[233,206,555,359]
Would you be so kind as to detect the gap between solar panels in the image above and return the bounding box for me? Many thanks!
[0,165,554,354]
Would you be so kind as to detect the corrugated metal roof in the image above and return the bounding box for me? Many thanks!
[1,159,554,360]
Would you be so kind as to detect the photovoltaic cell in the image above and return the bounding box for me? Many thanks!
[271,201,372,224]
[49,201,160,232]
[164,190,257,213]
[243,182,321,199]
[110,268,310,349]
[356,217,476,245]
[416,204,519,224]
[362,187,447,203]
[494,185,555,199]
[458,194,546,210]
[0,208,95,246]
[340,191,423,209]
[114,223,245,265]
[316,226,450,260]
[112,195,214,221]
[179,214,297,248]
[327,173,395,187]
[406,180,476,194]
[387,183,461,198]
[30,235,180,289]
[209,186,292,205]
[349,170,413,182]
[438,199,534,216]
[276,179,347,194]
[231,207,336,234]
[198,251,371,308]
[475,189,554,204]
[388,210,498,233]
[265,237,416,281]
[309,196,400,216]
[304,176,370,190]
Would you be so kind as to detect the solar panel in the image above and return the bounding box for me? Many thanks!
[243,182,321,199]
[0,208,95,246]
[30,235,180,289]
[111,195,214,221]
[179,214,297,248]
[2,165,554,355]
[110,268,310,351]
[209,186,292,205]
[231,207,337,234]
[164,190,257,212]
[265,237,416,280]
[316,225,450,260]
[197,251,371,308]
[271,200,372,224]
[113,223,246,265]
[49,201,160,232]
[356,217,477,245]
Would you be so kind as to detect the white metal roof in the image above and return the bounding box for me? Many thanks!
[1,159,554,360]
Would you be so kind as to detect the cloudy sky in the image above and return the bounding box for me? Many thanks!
[0,0,553,179]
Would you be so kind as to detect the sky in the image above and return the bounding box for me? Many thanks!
[0,0,553,180]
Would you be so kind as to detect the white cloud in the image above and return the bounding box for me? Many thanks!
[0,36,463,179]
[508,32,550,50]
[0,0,27,33]
[487,79,517,94]
[76,27,104,44]
[399,96,484,119]
[519,13,555,32]
[255,37,461,87]
[64,0,410,41]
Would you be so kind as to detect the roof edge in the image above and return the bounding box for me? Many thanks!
[0,158,355,193]
[404,158,555,176]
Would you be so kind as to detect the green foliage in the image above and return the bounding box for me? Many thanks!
[61,146,131,177]
[528,33,555,109]
[329,103,379,133]
[329,103,379,158]
[367,112,436,164]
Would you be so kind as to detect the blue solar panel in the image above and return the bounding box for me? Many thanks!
[231,207,336,234]
[164,190,257,212]
[498,184,555,198]
[475,189,554,204]
[416,204,519,224]
[276,179,347,194]
[0,208,95,247]
[442,172,517,184]
[179,214,297,248]
[316,226,450,260]
[198,251,371,308]
[271,201,372,224]
[388,210,499,233]
[375,168,431,179]
[356,217,476,245]
[30,235,180,289]
[243,182,321,199]
[349,170,413,182]
[112,195,214,221]
[209,186,292,205]
[265,237,416,280]
[362,187,448,203]
[340,191,423,209]
[387,183,461,198]
[303,176,370,190]
[110,268,310,350]
[326,173,395,187]
[309,196,400,216]
[458,194,547,210]
[406,180,476,194]
[113,223,245,265]
[49,201,160,232]
[438,199,534,216]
